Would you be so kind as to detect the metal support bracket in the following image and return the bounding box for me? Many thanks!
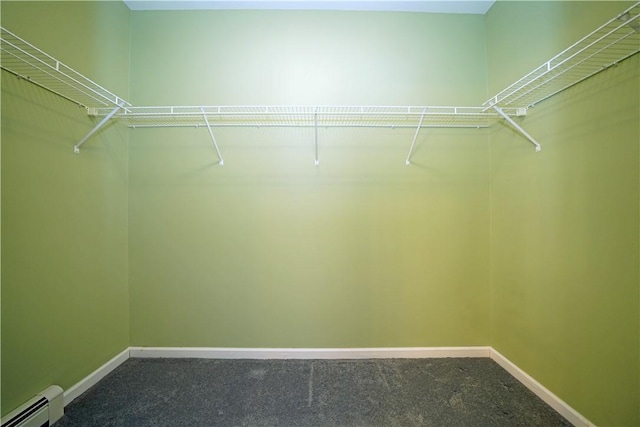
[405,108,426,165]
[201,108,224,165]
[493,106,542,152]
[314,109,319,166]
[73,101,125,153]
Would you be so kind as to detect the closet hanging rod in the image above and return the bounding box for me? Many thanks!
[96,105,510,116]
[127,123,491,129]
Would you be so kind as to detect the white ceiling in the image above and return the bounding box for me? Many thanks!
[123,1,496,14]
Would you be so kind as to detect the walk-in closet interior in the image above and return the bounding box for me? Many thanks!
[1,1,639,426]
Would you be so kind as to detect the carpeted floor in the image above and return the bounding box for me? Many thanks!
[55,358,572,426]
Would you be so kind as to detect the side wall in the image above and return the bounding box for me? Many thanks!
[1,1,130,416]
[486,2,639,425]
[127,10,492,348]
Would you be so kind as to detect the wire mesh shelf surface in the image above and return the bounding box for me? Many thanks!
[484,2,640,109]
[97,105,512,129]
[0,27,130,109]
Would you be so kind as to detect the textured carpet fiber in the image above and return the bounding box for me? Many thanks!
[55,358,572,426]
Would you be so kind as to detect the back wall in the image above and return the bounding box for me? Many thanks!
[127,10,492,347]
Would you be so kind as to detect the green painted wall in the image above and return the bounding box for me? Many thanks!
[486,2,640,425]
[129,10,488,106]
[128,10,492,347]
[1,1,130,417]
[1,1,638,424]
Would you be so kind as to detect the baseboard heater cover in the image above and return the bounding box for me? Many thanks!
[1,386,64,427]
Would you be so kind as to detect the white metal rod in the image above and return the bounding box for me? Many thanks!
[125,123,491,130]
[73,101,125,153]
[201,108,224,165]
[314,111,319,166]
[405,111,426,165]
[111,110,493,117]
[493,106,541,152]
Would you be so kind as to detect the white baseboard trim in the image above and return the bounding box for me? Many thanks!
[129,346,492,359]
[64,346,591,427]
[63,347,130,406]
[489,348,594,427]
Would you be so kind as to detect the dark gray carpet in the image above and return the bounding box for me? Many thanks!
[55,358,572,426]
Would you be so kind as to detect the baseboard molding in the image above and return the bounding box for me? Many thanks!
[489,348,594,427]
[129,346,492,359]
[65,346,591,427]
[63,347,130,406]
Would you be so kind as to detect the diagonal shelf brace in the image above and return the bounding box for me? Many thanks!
[314,109,319,166]
[201,108,224,165]
[73,101,126,153]
[405,108,426,165]
[493,106,542,152]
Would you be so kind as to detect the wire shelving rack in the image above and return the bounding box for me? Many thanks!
[1,1,638,160]
[483,2,640,110]
[0,27,130,109]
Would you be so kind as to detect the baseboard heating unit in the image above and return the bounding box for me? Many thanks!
[1,386,64,427]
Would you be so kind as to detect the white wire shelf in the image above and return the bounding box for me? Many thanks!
[2,2,638,157]
[0,27,130,109]
[94,105,513,129]
[484,1,640,110]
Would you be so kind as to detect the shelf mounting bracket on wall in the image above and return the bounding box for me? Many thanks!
[405,108,426,165]
[74,101,126,153]
[492,106,541,152]
[201,108,224,165]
